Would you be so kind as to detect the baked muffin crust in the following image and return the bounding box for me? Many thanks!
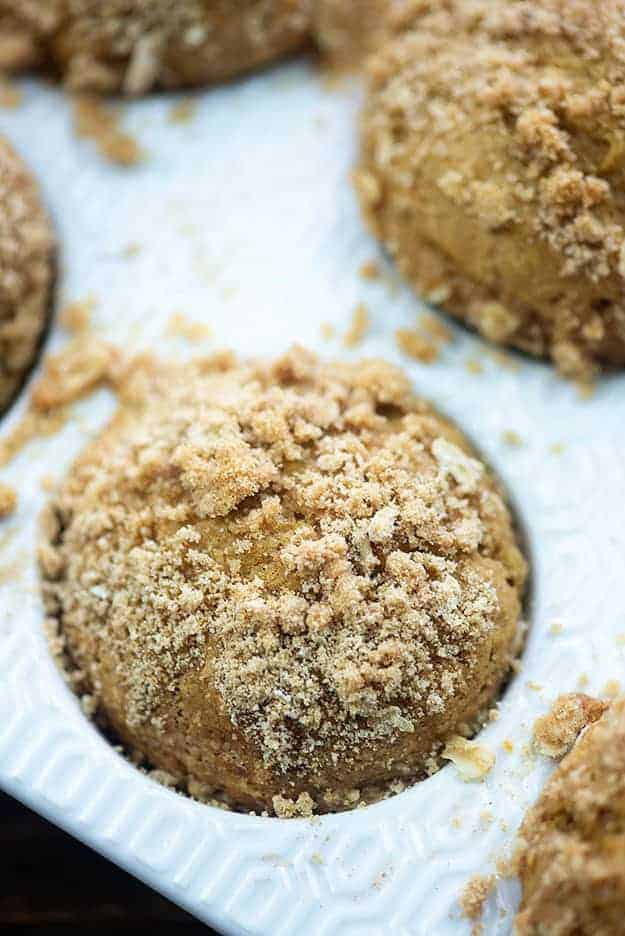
[357,0,625,378]
[0,138,54,412]
[41,347,526,813]
[0,0,312,94]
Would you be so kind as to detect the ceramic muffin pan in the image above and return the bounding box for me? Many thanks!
[1,63,624,935]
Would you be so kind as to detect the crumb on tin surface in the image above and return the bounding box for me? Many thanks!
[533,693,609,759]
[0,481,16,518]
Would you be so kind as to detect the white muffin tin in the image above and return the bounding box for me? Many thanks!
[1,61,624,935]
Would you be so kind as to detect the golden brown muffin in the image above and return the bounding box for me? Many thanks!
[515,697,625,936]
[40,347,526,815]
[0,0,312,94]
[0,138,54,413]
[357,0,625,379]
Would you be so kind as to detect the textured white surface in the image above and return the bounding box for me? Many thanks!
[1,61,625,935]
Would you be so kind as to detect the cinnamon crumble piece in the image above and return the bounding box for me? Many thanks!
[533,693,609,759]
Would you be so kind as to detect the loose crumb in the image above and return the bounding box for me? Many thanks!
[420,312,453,344]
[460,873,495,925]
[0,78,22,109]
[548,619,564,635]
[30,336,122,411]
[0,482,16,518]
[320,321,335,340]
[442,736,495,781]
[466,358,484,375]
[533,693,609,759]
[272,792,315,819]
[166,312,212,342]
[0,408,68,468]
[60,295,97,334]
[73,96,143,166]
[359,259,380,280]
[395,328,438,363]
[502,430,523,447]
[502,739,514,753]
[343,303,370,347]
[168,98,197,125]
[576,380,596,401]
[603,679,621,698]
[0,337,126,467]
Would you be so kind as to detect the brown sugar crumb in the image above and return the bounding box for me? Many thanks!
[502,430,523,448]
[442,736,495,781]
[30,336,122,411]
[272,792,315,819]
[59,295,96,335]
[41,346,526,814]
[420,312,453,345]
[533,693,609,759]
[166,311,212,342]
[73,96,143,166]
[576,379,596,401]
[502,739,514,753]
[0,337,127,467]
[603,680,621,699]
[460,873,495,924]
[359,259,380,281]
[0,481,16,518]
[343,302,370,347]
[466,358,484,376]
[0,407,68,468]
[514,697,625,934]
[395,328,438,364]
[320,321,335,341]
[0,78,22,109]
[487,350,520,373]
[168,97,197,125]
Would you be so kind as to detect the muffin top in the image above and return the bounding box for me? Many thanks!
[516,696,625,935]
[0,137,54,411]
[42,347,526,809]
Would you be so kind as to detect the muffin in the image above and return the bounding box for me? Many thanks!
[356,0,625,379]
[0,0,312,94]
[0,138,54,412]
[41,347,527,814]
[515,697,625,935]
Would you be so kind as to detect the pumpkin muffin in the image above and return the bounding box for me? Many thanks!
[357,0,625,379]
[0,138,54,413]
[0,0,312,94]
[515,697,625,935]
[40,347,526,814]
